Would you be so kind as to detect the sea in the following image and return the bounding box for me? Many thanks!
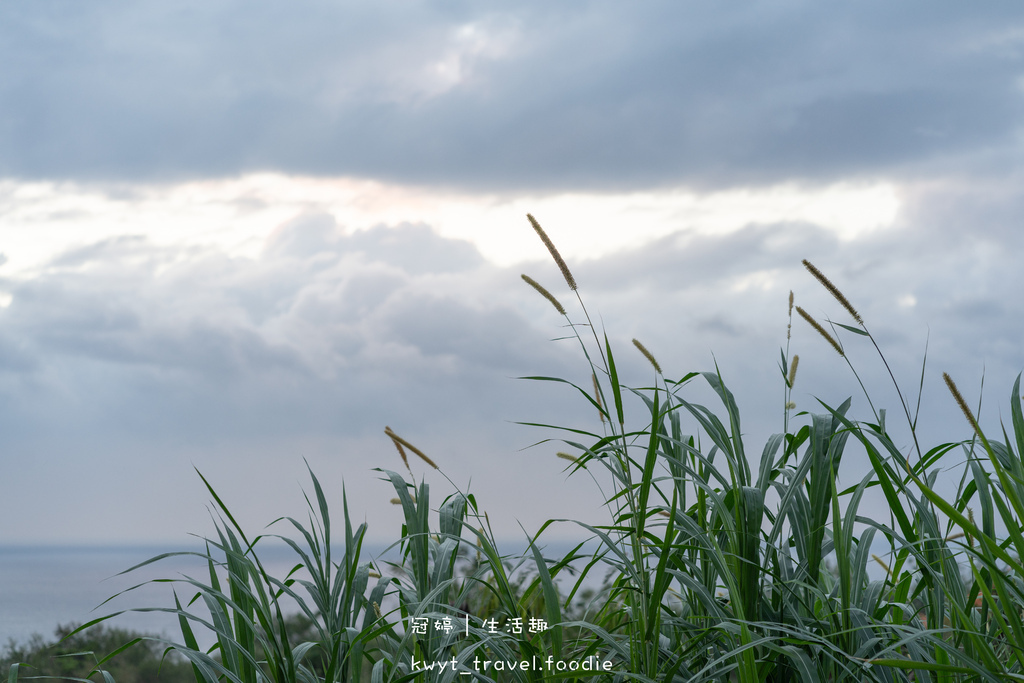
[1,540,608,652]
[0,544,333,649]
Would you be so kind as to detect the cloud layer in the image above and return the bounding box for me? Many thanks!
[3,2,1023,189]
[2,2,1024,547]
[2,199,1022,543]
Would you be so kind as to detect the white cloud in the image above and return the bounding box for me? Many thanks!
[0,174,901,278]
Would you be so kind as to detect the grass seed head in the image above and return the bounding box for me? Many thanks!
[557,452,580,464]
[527,214,577,291]
[592,372,605,423]
[802,259,863,325]
[871,554,893,579]
[943,372,983,438]
[787,291,794,339]
[795,306,845,356]
[521,274,566,315]
[386,425,412,474]
[632,338,662,374]
[384,426,438,469]
[788,355,799,387]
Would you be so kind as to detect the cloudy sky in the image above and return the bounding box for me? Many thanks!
[2,1,1023,548]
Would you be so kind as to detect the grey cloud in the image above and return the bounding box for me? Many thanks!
[380,293,542,371]
[0,219,587,544]
[576,221,833,293]
[2,2,1023,189]
[6,1,1024,549]
[264,213,483,274]
[0,221,558,445]
[3,192,1024,545]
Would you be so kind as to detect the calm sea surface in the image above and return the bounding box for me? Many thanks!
[0,544,328,648]
[1,540,599,651]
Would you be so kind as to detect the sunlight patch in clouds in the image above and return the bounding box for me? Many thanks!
[0,174,900,276]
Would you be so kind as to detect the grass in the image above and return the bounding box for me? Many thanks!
[11,216,1024,681]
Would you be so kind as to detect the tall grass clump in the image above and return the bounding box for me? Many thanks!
[513,220,1024,681]
[15,216,1024,682]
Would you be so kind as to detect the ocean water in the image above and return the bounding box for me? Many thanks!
[1,540,601,652]
[0,544,308,648]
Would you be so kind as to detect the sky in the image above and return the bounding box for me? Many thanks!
[2,1,1024,550]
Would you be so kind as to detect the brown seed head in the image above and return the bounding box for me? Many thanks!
[384,426,439,469]
[632,338,662,374]
[787,291,795,340]
[386,425,412,474]
[521,274,566,315]
[802,260,863,325]
[592,372,605,423]
[943,372,983,438]
[527,214,577,291]
[795,307,844,356]
[788,355,799,387]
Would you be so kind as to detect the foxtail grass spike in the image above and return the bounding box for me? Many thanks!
[527,214,577,291]
[556,452,580,464]
[521,274,566,315]
[802,260,863,325]
[943,372,983,438]
[871,554,893,579]
[386,425,412,474]
[787,291,794,340]
[632,338,662,374]
[796,306,844,356]
[384,426,438,469]
[788,355,799,387]
[592,372,605,423]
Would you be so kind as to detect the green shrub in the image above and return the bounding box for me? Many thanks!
[2,623,193,683]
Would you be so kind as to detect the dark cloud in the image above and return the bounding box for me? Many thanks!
[2,2,1023,189]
